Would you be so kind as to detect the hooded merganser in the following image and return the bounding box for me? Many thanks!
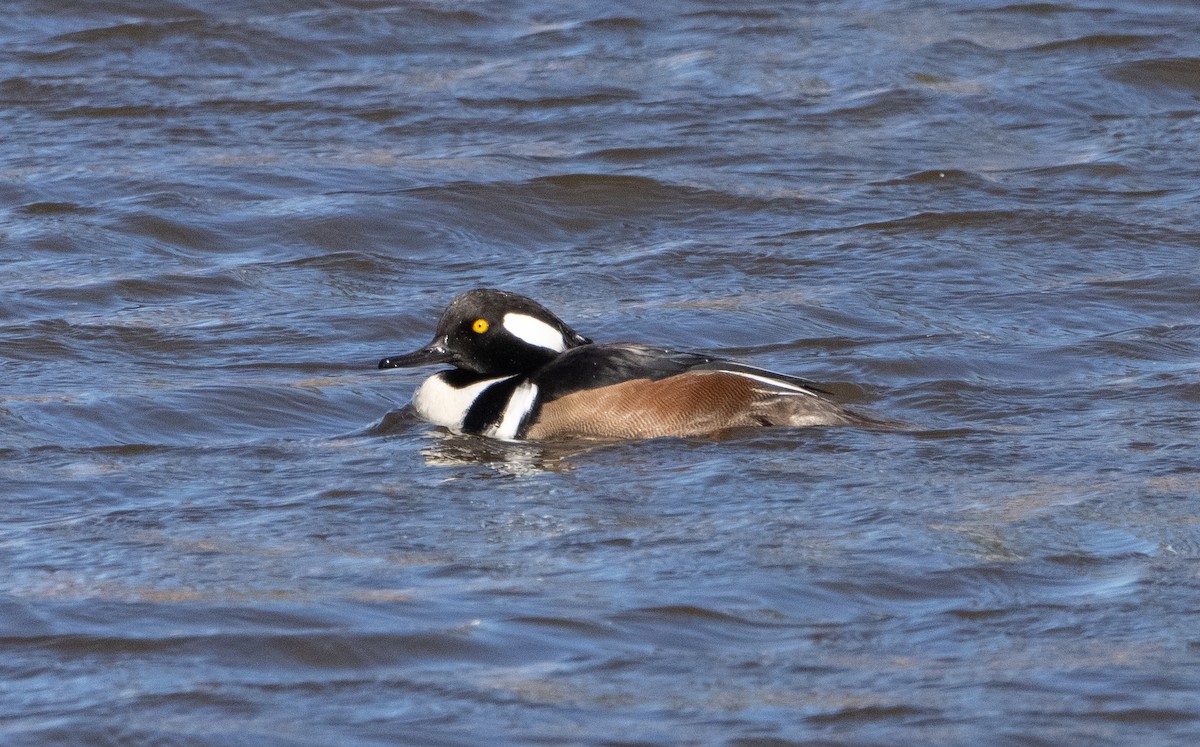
[378,288,875,440]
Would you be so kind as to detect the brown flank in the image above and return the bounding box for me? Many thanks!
[526,370,865,440]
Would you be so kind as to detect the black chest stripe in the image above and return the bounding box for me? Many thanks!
[462,376,527,434]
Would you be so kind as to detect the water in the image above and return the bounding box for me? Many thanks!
[3,1,1200,744]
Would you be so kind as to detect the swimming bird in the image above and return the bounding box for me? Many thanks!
[378,288,875,440]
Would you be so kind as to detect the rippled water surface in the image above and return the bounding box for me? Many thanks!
[4,1,1200,744]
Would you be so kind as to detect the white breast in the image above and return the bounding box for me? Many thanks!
[411,373,515,429]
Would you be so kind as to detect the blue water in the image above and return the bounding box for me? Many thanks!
[3,1,1200,744]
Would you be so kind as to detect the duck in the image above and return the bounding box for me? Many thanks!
[378,288,876,440]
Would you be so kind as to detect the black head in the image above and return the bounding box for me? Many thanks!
[378,288,592,376]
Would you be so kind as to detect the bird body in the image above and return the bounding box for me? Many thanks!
[379,289,874,441]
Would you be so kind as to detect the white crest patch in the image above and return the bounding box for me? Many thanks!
[502,313,567,352]
[485,381,539,441]
[412,373,515,429]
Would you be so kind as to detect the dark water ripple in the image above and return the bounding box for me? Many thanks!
[4,0,1200,744]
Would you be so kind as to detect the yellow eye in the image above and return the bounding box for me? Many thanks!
[472,318,489,334]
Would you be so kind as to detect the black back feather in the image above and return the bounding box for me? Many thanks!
[530,343,829,403]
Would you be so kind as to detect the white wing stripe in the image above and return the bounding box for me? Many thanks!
[724,370,818,396]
